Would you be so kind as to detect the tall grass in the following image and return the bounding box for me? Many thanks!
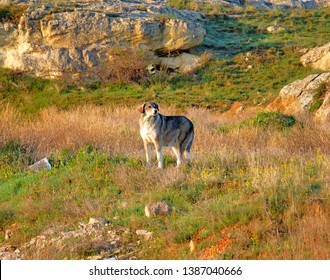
[0,104,329,259]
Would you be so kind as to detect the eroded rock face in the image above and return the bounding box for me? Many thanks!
[266,73,330,123]
[0,0,205,79]
[0,217,152,260]
[199,0,330,8]
[300,42,330,71]
[246,0,330,8]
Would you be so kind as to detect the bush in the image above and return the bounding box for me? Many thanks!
[94,47,147,84]
[0,4,27,24]
[244,112,296,130]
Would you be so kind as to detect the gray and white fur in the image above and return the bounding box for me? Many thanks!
[139,102,194,169]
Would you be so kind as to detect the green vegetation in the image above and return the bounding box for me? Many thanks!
[1,4,330,260]
[244,112,296,130]
[0,4,27,23]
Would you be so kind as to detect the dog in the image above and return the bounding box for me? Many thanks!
[138,102,194,169]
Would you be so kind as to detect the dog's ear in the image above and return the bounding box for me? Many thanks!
[138,103,146,114]
[152,102,159,111]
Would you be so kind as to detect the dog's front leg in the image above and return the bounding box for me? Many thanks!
[154,143,163,169]
[144,141,152,167]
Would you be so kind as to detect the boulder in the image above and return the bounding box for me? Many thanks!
[144,201,171,217]
[266,25,285,33]
[0,0,205,79]
[28,157,51,172]
[266,73,330,122]
[160,53,202,73]
[300,42,330,71]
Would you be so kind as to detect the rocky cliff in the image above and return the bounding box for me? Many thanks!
[0,0,206,79]
[267,73,330,123]
[195,0,330,8]
[300,42,330,71]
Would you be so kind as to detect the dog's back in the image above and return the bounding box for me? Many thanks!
[157,114,194,153]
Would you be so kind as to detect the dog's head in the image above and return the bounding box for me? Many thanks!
[138,102,159,117]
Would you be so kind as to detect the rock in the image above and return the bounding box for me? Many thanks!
[0,245,22,260]
[28,158,51,172]
[145,201,171,217]
[266,73,330,122]
[0,218,152,260]
[246,0,328,9]
[88,217,110,226]
[301,42,330,71]
[315,93,330,122]
[146,64,156,75]
[0,0,205,79]
[189,240,196,253]
[136,229,153,241]
[160,53,202,73]
[266,26,285,33]
[197,0,330,8]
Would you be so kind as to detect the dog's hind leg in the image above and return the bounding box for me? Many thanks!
[172,146,183,167]
[184,150,191,164]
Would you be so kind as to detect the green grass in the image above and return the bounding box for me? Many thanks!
[1,134,328,259]
[1,4,330,259]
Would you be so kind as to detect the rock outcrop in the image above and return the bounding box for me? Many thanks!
[266,73,330,123]
[200,0,330,8]
[0,217,152,260]
[300,42,330,71]
[246,0,330,8]
[0,0,205,79]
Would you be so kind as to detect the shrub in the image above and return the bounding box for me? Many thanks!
[93,47,147,84]
[244,112,296,130]
[0,4,27,24]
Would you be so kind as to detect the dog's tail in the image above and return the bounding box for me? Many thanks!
[181,121,194,154]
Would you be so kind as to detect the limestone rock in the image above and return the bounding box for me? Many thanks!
[28,158,51,172]
[315,93,330,122]
[184,0,330,8]
[266,25,285,33]
[0,218,152,260]
[266,73,330,122]
[135,229,153,241]
[301,42,330,71]
[246,0,330,8]
[0,0,205,79]
[145,201,170,217]
[160,53,202,73]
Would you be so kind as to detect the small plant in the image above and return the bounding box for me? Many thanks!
[309,81,328,112]
[243,111,296,130]
[93,47,147,84]
[0,4,27,24]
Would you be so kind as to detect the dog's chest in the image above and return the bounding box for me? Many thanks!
[140,122,157,142]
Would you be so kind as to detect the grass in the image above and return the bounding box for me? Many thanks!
[0,105,329,259]
[0,4,330,260]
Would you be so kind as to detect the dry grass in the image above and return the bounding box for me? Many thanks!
[0,103,329,259]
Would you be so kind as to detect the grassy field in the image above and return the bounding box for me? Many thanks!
[0,104,329,259]
[0,4,330,259]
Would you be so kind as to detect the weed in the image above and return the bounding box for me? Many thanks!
[243,112,296,130]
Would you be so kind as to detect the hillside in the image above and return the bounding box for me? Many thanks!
[0,1,329,260]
